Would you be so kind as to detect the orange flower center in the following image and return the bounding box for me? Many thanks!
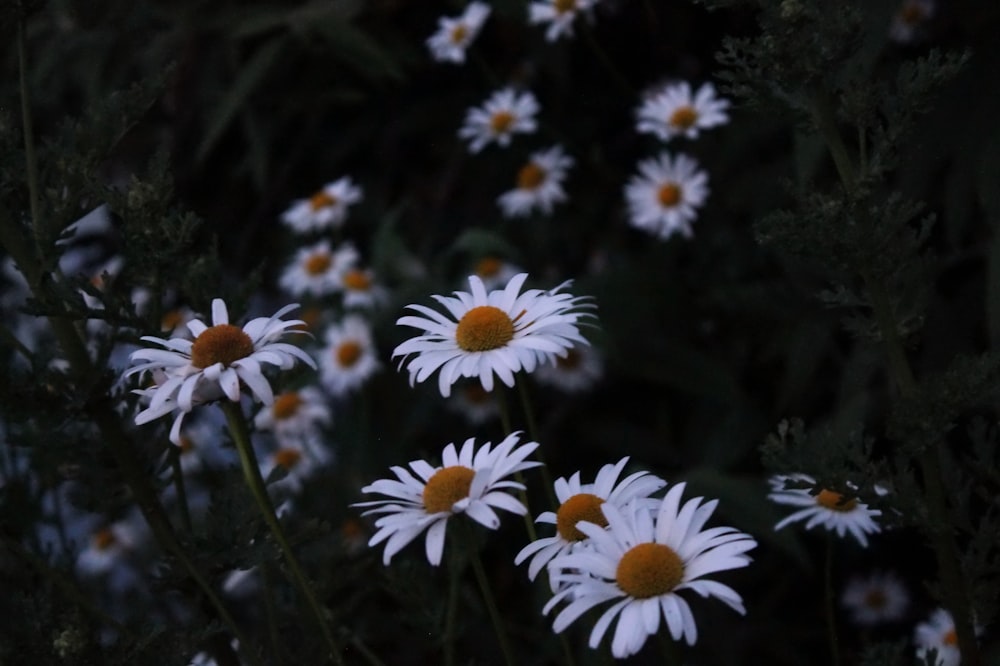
[93,527,116,551]
[272,392,303,420]
[309,190,338,211]
[463,383,492,403]
[616,542,685,599]
[455,306,515,352]
[273,448,303,470]
[161,309,186,332]
[336,340,364,367]
[864,589,887,610]
[304,252,332,276]
[190,324,254,369]
[475,257,503,278]
[899,4,927,25]
[517,162,547,190]
[422,466,475,514]
[657,183,682,207]
[943,629,958,646]
[556,348,581,369]
[668,105,699,130]
[343,268,372,291]
[815,489,858,512]
[556,493,606,541]
[555,0,577,13]
[450,23,468,44]
[489,111,515,134]
[177,434,195,454]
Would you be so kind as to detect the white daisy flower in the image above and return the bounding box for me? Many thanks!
[915,608,961,666]
[280,177,363,233]
[544,484,757,658]
[126,298,315,444]
[497,145,574,218]
[254,385,332,445]
[533,344,603,393]
[889,0,934,43]
[636,81,730,142]
[354,432,541,565]
[472,256,523,291]
[392,273,595,397]
[528,0,599,42]
[841,571,909,626]
[446,382,500,425]
[459,88,540,154]
[768,473,882,547]
[515,457,666,581]
[625,152,709,241]
[279,240,359,298]
[341,265,389,310]
[75,517,144,582]
[260,441,332,497]
[318,315,380,396]
[426,1,491,64]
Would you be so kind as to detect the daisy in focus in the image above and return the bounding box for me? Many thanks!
[533,344,603,393]
[889,0,934,44]
[254,385,332,447]
[768,473,882,547]
[426,1,491,64]
[840,571,909,626]
[354,433,540,565]
[459,88,539,154]
[635,81,730,142]
[529,0,599,42]
[515,457,666,581]
[497,145,574,218]
[392,272,595,397]
[544,484,757,658]
[318,315,380,396]
[279,240,359,298]
[280,177,363,233]
[914,608,961,666]
[127,299,315,444]
[625,152,709,240]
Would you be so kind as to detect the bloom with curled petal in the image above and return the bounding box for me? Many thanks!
[768,473,882,547]
[543,484,757,658]
[353,433,540,565]
[426,1,491,64]
[126,299,315,444]
[459,88,539,154]
[635,81,730,142]
[392,273,596,397]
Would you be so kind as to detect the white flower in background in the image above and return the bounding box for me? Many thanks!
[459,88,540,153]
[260,440,332,497]
[126,299,315,444]
[392,273,595,397]
[889,0,934,43]
[75,515,148,595]
[529,0,599,42]
[768,474,882,547]
[914,608,961,666]
[341,265,389,310]
[515,457,666,581]
[636,81,730,142]
[354,433,540,565]
[544,485,757,658]
[841,571,910,626]
[279,240,359,298]
[533,344,603,392]
[280,177,363,233]
[254,385,332,446]
[426,2,491,64]
[625,152,709,240]
[446,382,500,425]
[498,145,574,218]
[318,315,380,396]
[471,256,523,291]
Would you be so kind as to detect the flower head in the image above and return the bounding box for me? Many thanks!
[426,2,491,64]
[625,152,709,240]
[354,433,540,565]
[317,315,380,396]
[533,343,603,393]
[498,145,574,218]
[459,88,539,154]
[841,571,909,626]
[768,474,882,547]
[636,81,730,142]
[889,0,934,43]
[544,484,757,658]
[341,265,389,310]
[254,385,332,446]
[392,273,595,397]
[472,256,523,291]
[279,240,359,297]
[281,177,363,233]
[915,608,961,666]
[127,299,315,444]
[529,0,599,42]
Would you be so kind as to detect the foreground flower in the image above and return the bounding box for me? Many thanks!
[635,81,730,142]
[392,273,595,397]
[280,177,363,233]
[545,484,756,658]
[915,608,961,666]
[126,299,315,443]
[515,457,666,581]
[459,88,539,154]
[529,0,599,42]
[625,152,709,240]
[841,571,909,626]
[318,315,380,396]
[354,433,540,565]
[426,2,491,64]
[768,474,882,547]
[498,145,574,218]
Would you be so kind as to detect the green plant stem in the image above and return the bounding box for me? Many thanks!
[516,381,559,511]
[221,400,344,665]
[497,388,539,543]
[18,19,45,250]
[809,92,857,192]
[169,447,194,534]
[465,527,516,666]
[444,545,462,666]
[823,536,839,666]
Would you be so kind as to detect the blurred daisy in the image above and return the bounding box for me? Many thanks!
[392,273,595,397]
[318,315,380,396]
[281,177,363,233]
[889,0,934,43]
[254,385,332,445]
[498,145,574,218]
[459,88,539,154]
[260,441,331,497]
[354,432,540,565]
[533,344,603,393]
[472,256,522,291]
[768,474,882,547]
[636,81,730,142]
[126,299,315,444]
[529,0,599,42]
[76,520,141,578]
[545,484,757,658]
[915,608,961,666]
[446,382,500,425]
[841,571,909,626]
[426,2,491,64]
[625,152,709,240]
[158,305,197,338]
[341,265,389,310]
[279,241,359,298]
[515,457,666,581]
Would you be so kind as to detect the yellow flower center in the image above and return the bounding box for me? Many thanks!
[517,162,547,190]
[190,324,254,369]
[489,111,515,134]
[455,306,515,352]
[343,268,372,291]
[616,542,685,599]
[309,190,338,212]
[657,183,682,207]
[93,527,116,551]
[556,348,581,369]
[336,340,364,367]
[556,493,607,541]
[304,252,332,276]
[475,257,503,278]
[943,629,958,646]
[178,434,195,454]
[272,392,303,420]
[668,105,699,130]
[864,588,887,610]
[554,0,577,14]
[815,489,858,512]
[450,23,468,44]
[423,466,475,514]
[273,448,302,470]
[161,309,186,332]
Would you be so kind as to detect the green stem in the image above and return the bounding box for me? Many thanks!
[809,92,857,191]
[220,400,344,665]
[444,545,462,666]
[516,381,558,511]
[497,388,538,543]
[465,526,516,666]
[17,18,46,250]
[823,536,839,666]
[169,446,194,534]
